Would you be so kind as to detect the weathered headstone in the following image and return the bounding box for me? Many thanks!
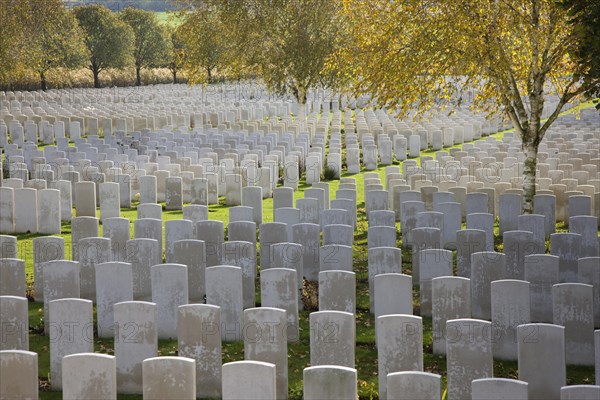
[221,361,276,400]
[419,249,453,316]
[0,350,39,400]
[62,353,116,400]
[79,237,111,302]
[524,254,559,323]
[49,298,94,390]
[446,319,493,400]
[37,189,61,234]
[471,378,528,400]
[499,193,522,234]
[99,182,120,221]
[467,213,495,251]
[0,258,25,297]
[387,371,441,400]
[368,247,402,311]
[165,219,193,263]
[410,227,441,282]
[74,181,96,217]
[491,280,530,360]
[578,257,600,328]
[142,357,195,400]
[569,216,599,257]
[95,262,133,338]
[137,203,162,220]
[518,323,566,399]
[292,223,320,281]
[205,265,243,342]
[42,260,80,332]
[319,270,356,314]
[0,296,28,350]
[102,217,130,262]
[303,366,357,400]
[178,304,222,399]
[32,236,65,302]
[165,176,183,210]
[0,235,17,259]
[517,214,546,254]
[0,188,15,233]
[456,229,486,278]
[471,251,505,320]
[560,385,600,400]
[377,315,423,399]
[126,238,160,301]
[503,230,535,280]
[432,277,471,355]
[553,283,594,365]
[261,268,299,342]
[310,311,355,368]
[71,216,99,261]
[196,220,225,267]
[533,194,556,237]
[550,233,581,283]
[151,264,188,340]
[114,301,158,395]
[243,307,288,399]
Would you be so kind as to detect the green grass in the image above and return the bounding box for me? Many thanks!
[155,11,183,27]
[12,102,599,399]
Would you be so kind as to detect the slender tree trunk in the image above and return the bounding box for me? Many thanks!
[522,141,538,214]
[173,70,177,84]
[296,87,307,128]
[207,67,212,83]
[136,66,141,86]
[40,71,47,91]
[92,68,100,88]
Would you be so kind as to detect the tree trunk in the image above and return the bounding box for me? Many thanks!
[92,68,100,88]
[295,86,308,128]
[207,67,212,83]
[40,71,47,91]
[172,70,177,84]
[522,142,538,214]
[136,67,141,86]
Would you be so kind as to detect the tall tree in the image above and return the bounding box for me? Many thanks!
[120,8,171,86]
[562,0,600,103]
[167,26,186,84]
[336,0,589,213]
[27,1,89,91]
[74,5,135,88]
[177,6,228,84]
[0,1,39,85]
[183,0,343,120]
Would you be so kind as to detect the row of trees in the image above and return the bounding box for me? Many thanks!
[0,1,182,90]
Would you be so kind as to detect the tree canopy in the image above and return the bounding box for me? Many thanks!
[181,0,344,118]
[74,4,135,88]
[177,5,229,83]
[166,25,186,84]
[562,0,600,103]
[335,0,591,212]
[0,1,31,84]
[27,0,89,91]
[120,7,171,86]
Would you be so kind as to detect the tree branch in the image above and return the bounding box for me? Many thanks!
[538,78,585,142]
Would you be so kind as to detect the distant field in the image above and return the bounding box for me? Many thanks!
[156,11,183,26]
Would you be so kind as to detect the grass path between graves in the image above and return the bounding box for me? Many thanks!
[14,99,599,399]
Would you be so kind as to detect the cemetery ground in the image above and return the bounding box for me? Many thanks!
[9,101,599,399]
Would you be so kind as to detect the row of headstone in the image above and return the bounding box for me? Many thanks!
[2,322,599,399]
